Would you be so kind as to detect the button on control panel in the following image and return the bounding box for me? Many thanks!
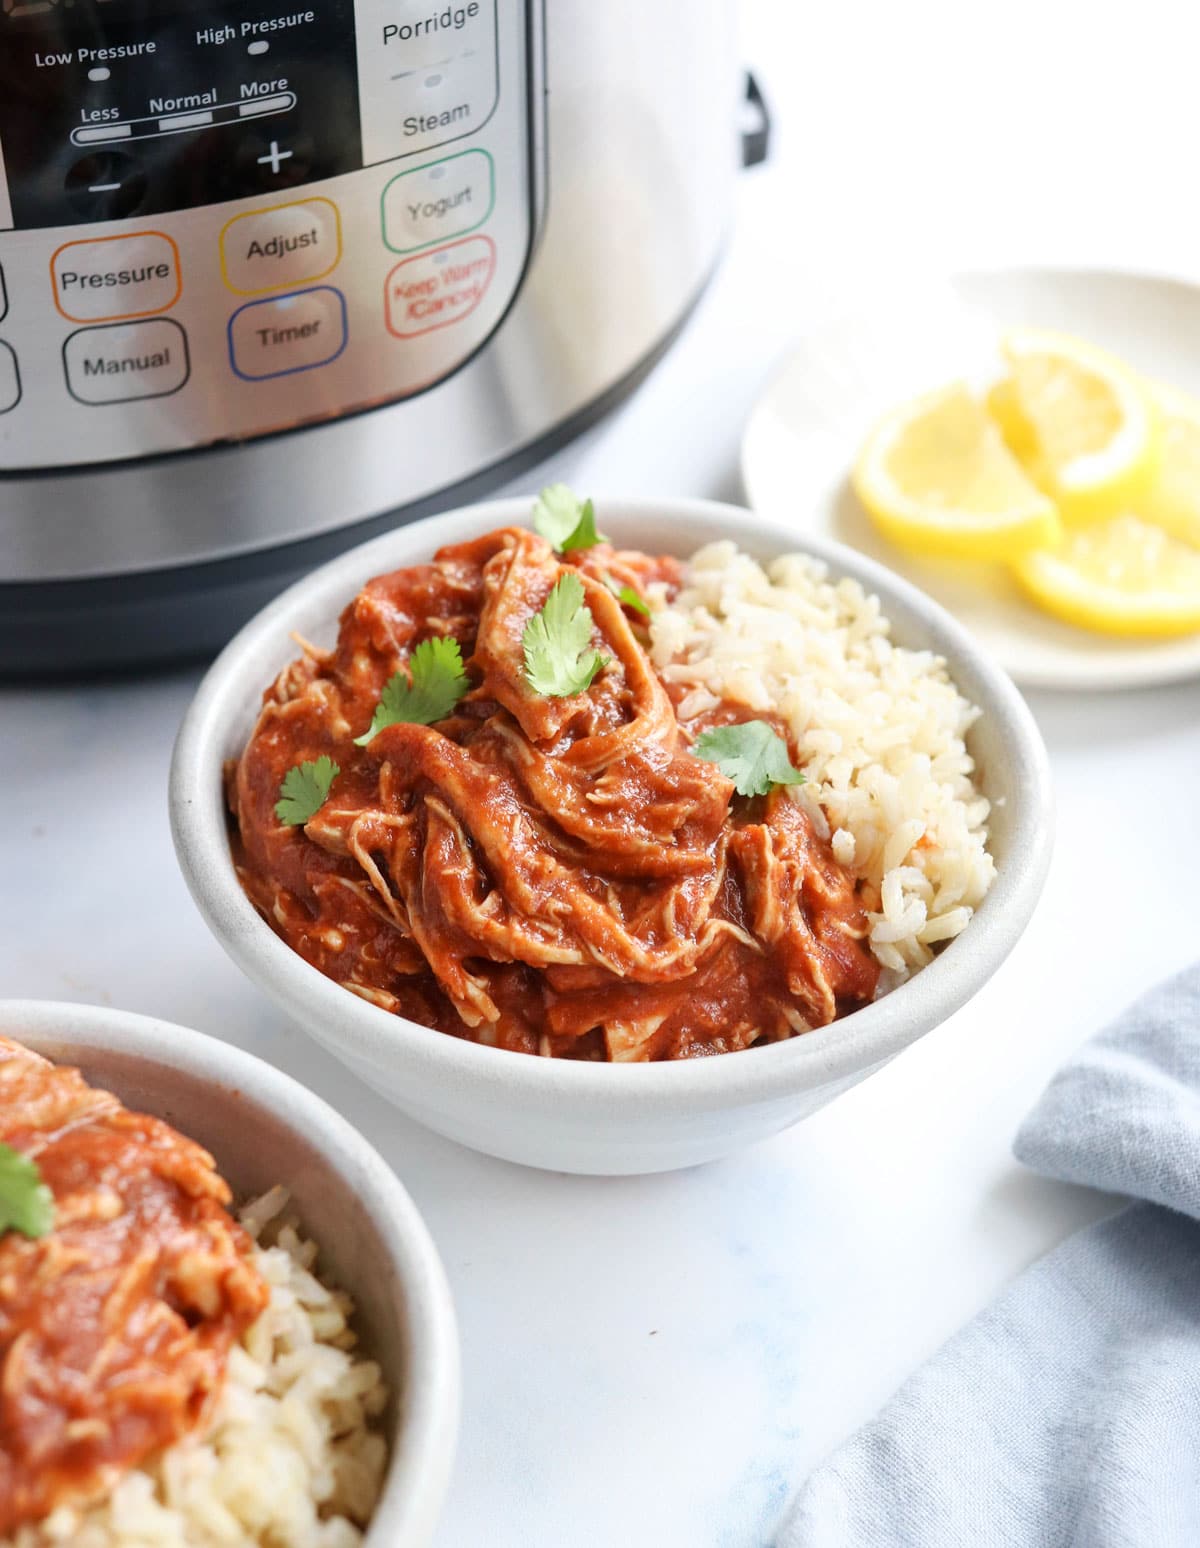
[221,199,342,295]
[382,150,494,253]
[0,264,13,412]
[385,235,495,337]
[228,286,348,379]
[0,340,20,413]
[51,232,181,323]
[63,318,190,404]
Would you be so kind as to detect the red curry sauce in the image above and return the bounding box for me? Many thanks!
[0,1039,267,1533]
[229,527,879,1060]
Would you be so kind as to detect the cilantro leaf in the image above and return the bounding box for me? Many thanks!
[354,637,469,746]
[692,720,806,798]
[532,485,607,553]
[522,572,611,697]
[560,500,604,553]
[275,755,340,826]
[603,572,651,618]
[0,1142,54,1240]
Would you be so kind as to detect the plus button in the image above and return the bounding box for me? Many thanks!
[256,141,293,175]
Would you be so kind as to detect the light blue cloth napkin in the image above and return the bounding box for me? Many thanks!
[780,964,1200,1548]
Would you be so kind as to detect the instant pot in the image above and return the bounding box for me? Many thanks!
[0,0,765,672]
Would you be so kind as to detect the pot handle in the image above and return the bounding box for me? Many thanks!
[741,71,772,167]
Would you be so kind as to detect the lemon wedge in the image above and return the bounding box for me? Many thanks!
[986,376,1042,467]
[1013,514,1200,637]
[1140,383,1200,547]
[853,383,1061,560]
[1000,328,1161,521]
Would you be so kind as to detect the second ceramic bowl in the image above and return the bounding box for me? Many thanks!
[0,999,460,1546]
[171,497,1053,1174]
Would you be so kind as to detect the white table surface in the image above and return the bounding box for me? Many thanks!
[4,4,1200,1543]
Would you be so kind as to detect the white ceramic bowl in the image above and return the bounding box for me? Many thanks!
[171,497,1053,1175]
[0,999,460,1547]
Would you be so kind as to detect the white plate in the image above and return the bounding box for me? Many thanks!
[741,267,1200,691]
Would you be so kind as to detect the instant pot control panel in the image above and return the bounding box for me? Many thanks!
[0,0,538,470]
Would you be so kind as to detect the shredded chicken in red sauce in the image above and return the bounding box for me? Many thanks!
[0,1039,267,1534]
[229,527,879,1060]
